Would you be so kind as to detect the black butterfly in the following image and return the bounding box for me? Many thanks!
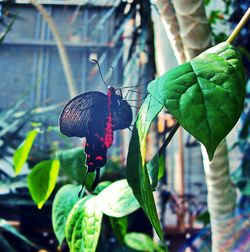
[59,62,133,192]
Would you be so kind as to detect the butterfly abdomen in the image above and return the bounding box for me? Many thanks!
[103,88,114,148]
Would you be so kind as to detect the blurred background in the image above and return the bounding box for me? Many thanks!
[0,0,249,251]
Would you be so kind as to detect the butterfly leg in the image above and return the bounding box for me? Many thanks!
[124,89,148,100]
[78,168,89,198]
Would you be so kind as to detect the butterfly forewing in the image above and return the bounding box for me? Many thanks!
[59,91,107,138]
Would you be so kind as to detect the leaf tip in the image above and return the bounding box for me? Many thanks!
[38,202,44,209]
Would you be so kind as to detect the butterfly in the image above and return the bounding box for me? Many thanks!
[59,61,133,192]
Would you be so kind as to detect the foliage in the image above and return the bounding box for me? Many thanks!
[52,184,81,245]
[4,41,245,252]
[148,42,245,160]
[65,196,103,252]
[28,159,60,209]
[13,129,38,175]
[17,40,245,251]
[1,3,247,251]
[126,42,246,248]
[206,0,250,77]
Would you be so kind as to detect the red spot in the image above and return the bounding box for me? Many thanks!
[95,156,103,161]
[85,143,89,147]
[103,88,114,148]
[87,154,90,158]
[88,162,94,166]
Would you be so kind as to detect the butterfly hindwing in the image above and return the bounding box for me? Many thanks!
[59,91,108,138]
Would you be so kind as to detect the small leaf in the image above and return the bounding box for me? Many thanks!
[93,181,112,194]
[56,148,87,184]
[148,42,246,160]
[13,130,38,175]
[0,218,37,248]
[65,196,103,252]
[96,179,140,218]
[28,160,60,209]
[126,95,167,248]
[124,232,154,252]
[52,184,81,245]
[109,216,127,244]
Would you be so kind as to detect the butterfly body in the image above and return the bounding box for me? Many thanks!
[59,86,132,173]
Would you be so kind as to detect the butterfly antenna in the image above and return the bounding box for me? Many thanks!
[119,80,152,89]
[92,59,108,87]
[78,168,89,198]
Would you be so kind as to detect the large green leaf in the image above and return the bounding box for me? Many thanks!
[56,148,87,184]
[28,160,60,209]
[148,42,246,160]
[13,130,38,175]
[65,196,103,252]
[124,233,154,252]
[96,179,140,217]
[126,95,167,248]
[52,184,81,245]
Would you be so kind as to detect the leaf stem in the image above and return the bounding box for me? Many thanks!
[227,7,250,43]
[158,122,180,156]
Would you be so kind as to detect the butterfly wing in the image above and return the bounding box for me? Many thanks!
[59,91,108,138]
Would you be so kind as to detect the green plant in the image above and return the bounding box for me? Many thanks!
[18,7,250,252]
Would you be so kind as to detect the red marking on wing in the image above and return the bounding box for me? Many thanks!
[95,156,104,161]
[102,89,114,148]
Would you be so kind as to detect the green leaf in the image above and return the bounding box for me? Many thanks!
[148,42,246,160]
[0,218,37,248]
[52,184,81,245]
[93,181,112,194]
[13,130,38,175]
[147,153,165,190]
[109,216,128,244]
[124,232,154,252]
[56,148,87,184]
[28,160,60,209]
[96,179,140,217]
[65,196,103,252]
[126,95,167,249]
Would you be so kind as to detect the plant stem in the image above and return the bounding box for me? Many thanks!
[227,7,250,44]
[158,122,180,156]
